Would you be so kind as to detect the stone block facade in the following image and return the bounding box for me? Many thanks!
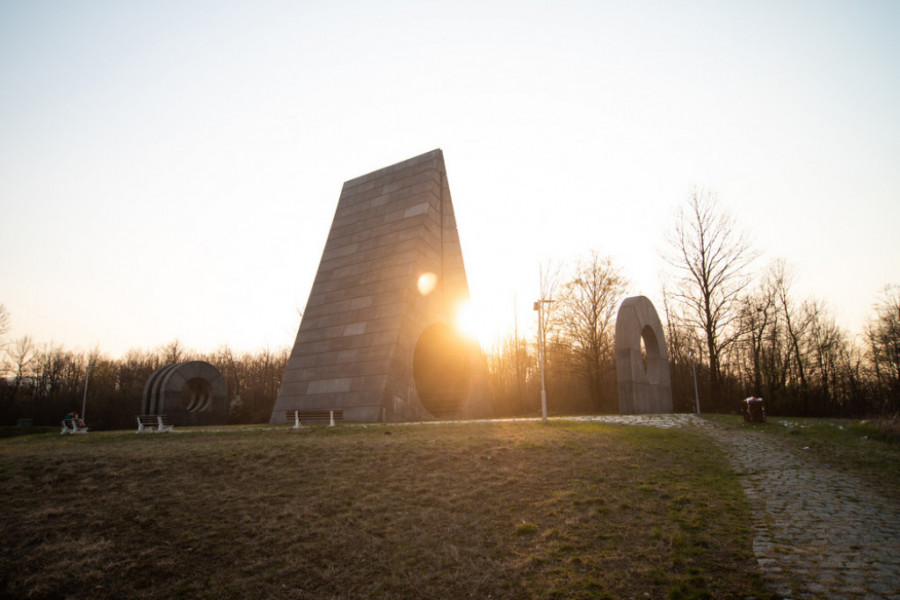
[270,149,492,423]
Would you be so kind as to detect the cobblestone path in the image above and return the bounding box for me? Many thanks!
[579,414,900,599]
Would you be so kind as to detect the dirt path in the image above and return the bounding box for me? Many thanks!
[578,414,900,599]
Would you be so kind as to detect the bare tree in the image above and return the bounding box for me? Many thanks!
[806,300,845,413]
[555,251,628,411]
[661,284,708,411]
[2,336,34,404]
[162,339,187,364]
[737,283,775,397]
[512,296,525,412]
[538,260,563,347]
[665,188,757,402]
[734,260,866,417]
[866,285,900,414]
[768,260,811,392]
[0,304,11,377]
[0,303,10,344]
[484,332,538,416]
[536,260,564,410]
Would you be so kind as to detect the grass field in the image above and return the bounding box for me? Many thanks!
[0,420,771,599]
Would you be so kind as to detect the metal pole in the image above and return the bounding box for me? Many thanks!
[81,365,96,421]
[535,299,553,421]
[689,351,700,415]
[538,302,547,421]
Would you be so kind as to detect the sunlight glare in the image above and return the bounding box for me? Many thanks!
[417,272,438,296]
[456,300,500,348]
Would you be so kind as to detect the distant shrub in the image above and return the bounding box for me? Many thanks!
[515,522,539,536]
[872,418,900,445]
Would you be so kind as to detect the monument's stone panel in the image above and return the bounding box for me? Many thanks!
[142,361,228,426]
[270,149,492,423]
[615,296,673,414]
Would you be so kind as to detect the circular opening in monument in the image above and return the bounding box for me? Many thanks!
[413,323,471,418]
[640,336,648,374]
[181,377,213,413]
[640,325,661,385]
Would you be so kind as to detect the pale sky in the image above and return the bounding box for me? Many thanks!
[1,0,898,357]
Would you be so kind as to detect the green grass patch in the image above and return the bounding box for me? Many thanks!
[0,421,771,599]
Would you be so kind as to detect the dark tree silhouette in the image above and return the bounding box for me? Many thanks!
[665,188,757,406]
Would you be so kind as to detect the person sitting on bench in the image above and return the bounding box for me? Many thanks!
[64,411,86,427]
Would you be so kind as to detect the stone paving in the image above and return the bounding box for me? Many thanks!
[577,414,900,599]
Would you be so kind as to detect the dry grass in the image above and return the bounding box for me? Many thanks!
[0,421,769,599]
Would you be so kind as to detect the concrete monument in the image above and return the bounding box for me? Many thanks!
[142,361,228,426]
[614,296,673,414]
[270,149,492,423]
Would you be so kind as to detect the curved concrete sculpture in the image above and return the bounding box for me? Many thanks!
[141,361,227,426]
[615,296,673,414]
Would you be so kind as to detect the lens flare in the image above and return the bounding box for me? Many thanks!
[456,301,483,342]
[417,272,438,296]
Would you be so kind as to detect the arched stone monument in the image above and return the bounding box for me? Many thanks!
[270,149,492,423]
[614,296,673,414]
[142,361,228,426]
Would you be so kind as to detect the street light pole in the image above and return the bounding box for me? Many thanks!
[534,299,553,421]
[81,365,97,421]
[689,350,700,415]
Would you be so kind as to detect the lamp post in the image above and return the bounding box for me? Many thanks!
[534,299,553,421]
[689,350,700,415]
[81,365,97,421]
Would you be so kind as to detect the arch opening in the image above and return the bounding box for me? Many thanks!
[413,323,471,418]
[640,335,648,375]
[640,325,661,385]
[181,377,213,413]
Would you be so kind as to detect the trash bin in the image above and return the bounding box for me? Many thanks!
[742,397,766,423]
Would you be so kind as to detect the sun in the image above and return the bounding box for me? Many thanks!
[455,300,503,349]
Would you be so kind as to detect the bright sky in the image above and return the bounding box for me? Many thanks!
[1,0,898,357]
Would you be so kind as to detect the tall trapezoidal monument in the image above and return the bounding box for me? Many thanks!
[270,149,492,423]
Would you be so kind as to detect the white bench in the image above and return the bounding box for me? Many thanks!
[136,415,175,433]
[60,419,88,434]
[285,409,343,428]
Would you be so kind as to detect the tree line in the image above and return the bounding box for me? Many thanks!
[0,333,289,430]
[487,189,899,419]
[2,188,898,427]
